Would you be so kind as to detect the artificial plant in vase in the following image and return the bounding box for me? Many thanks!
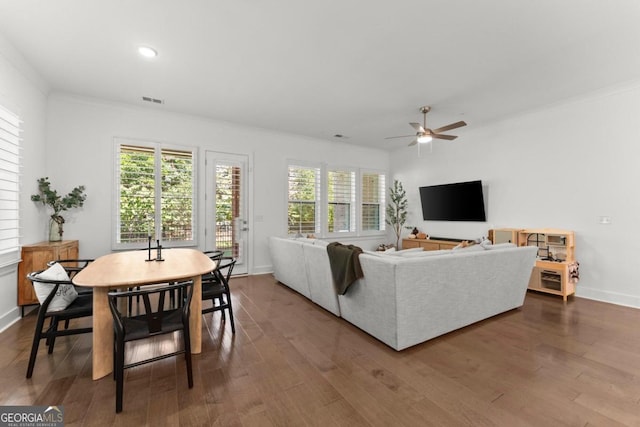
[31,177,87,241]
[385,179,407,249]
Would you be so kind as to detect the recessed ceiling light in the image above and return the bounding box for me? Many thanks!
[138,46,157,58]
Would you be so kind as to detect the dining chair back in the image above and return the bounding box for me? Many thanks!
[202,256,236,333]
[107,280,194,413]
[26,267,93,378]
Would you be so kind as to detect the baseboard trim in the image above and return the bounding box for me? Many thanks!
[0,307,21,334]
[576,286,640,309]
[252,265,273,275]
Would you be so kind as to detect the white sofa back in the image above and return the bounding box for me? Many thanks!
[338,245,538,350]
[268,237,311,298]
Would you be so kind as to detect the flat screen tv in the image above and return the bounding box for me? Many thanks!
[419,180,486,221]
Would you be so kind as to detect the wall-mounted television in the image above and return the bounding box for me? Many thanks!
[419,180,486,221]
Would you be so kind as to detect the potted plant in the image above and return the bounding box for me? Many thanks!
[385,179,407,249]
[31,177,87,241]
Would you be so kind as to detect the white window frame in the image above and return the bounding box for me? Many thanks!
[0,103,21,266]
[113,137,197,250]
[286,160,387,238]
[325,166,357,237]
[359,169,386,235]
[286,161,321,236]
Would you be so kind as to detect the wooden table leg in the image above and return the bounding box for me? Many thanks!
[92,287,113,380]
[190,275,202,353]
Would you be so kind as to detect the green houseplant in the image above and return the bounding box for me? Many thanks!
[385,179,408,249]
[31,177,87,241]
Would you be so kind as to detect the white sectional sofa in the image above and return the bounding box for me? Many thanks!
[268,236,537,350]
[269,237,341,315]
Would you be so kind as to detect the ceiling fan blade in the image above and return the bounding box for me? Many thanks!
[408,139,418,146]
[432,134,457,141]
[409,122,425,133]
[384,134,415,140]
[432,121,467,134]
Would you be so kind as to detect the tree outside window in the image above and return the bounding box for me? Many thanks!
[117,143,195,246]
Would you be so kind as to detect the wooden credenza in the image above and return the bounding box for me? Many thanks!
[17,240,79,312]
[402,237,462,251]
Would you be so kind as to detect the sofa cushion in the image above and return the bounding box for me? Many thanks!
[400,249,452,258]
[451,244,484,253]
[386,247,424,256]
[485,242,517,250]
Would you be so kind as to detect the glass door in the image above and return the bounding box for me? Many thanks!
[205,152,249,275]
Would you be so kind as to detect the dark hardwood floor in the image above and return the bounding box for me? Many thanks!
[3,273,640,426]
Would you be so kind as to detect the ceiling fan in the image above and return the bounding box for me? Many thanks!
[385,106,467,146]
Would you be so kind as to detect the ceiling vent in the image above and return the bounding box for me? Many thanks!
[142,96,164,104]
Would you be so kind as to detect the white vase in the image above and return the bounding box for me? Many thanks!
[49,217,63,242]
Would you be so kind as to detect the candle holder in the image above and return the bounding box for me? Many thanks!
[155,239,164,262]
[145,235,153,262]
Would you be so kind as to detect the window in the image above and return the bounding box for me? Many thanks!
[361,172,385,231]
[115,140,195,248]
[0,104,20,262]
[327,168,355,233]
[287,164,320,235]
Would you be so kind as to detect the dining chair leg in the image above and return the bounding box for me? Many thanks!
[47,318,60,354]
[26,314,47,378]
[218,297,226,320]
[183,326,193,389]
[115,338,125,413]
[226,293,236,334]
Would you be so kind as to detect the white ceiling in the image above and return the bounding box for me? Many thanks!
[1,0,639,150]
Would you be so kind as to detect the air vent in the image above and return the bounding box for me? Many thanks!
[142,96,164,104]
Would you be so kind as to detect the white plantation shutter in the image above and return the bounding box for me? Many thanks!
[115,140,195,248]
[327,168,355,233]
[287,164,320,235]
[361,172,385,231]
[0,104,21,259]
[160,148,194,243]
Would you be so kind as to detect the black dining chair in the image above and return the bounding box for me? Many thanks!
[108,281,194,413]
[26,268,93,378]
[202,256,236,334]
[48,259,94,330]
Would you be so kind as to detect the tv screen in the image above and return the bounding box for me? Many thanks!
[419,180,486,221]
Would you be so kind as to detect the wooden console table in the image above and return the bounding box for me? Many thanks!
[402,237,463,251]
[17,240,79,316]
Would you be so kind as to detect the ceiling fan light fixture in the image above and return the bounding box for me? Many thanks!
[417,135,432,144]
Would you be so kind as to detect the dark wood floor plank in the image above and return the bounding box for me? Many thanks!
[3,274,640,426]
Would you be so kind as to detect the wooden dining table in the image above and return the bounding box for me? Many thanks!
[72,248,217,380]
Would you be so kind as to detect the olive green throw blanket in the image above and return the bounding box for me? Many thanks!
[326,242,364,295]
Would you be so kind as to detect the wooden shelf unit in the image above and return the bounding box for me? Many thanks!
[488,228,522,245]
[402,237,462,251]
[17,240,79,315]
[517,229,576,301]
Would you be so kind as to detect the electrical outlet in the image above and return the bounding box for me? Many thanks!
[598,216,612,225]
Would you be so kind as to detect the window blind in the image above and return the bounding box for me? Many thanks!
[287,165,320,235]
[116,142,195,247]
[327,169,355,233]
[361,172,385,231]
[0,105,21,256]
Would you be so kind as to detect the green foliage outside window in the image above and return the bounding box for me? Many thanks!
[119,145,193,244]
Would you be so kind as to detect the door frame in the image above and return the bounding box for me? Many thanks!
[204,150,252,275]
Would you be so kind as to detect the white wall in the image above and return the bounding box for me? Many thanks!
[390,80,640,308]
[0,34,48,328]
[45,94,389,274]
